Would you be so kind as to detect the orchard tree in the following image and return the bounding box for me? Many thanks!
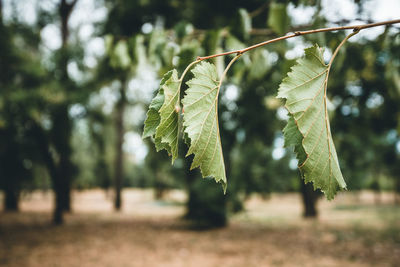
[0,0,46,211]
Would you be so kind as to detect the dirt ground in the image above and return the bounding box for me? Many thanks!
[0,189,399,267]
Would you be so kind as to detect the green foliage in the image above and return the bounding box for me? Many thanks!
[142,86,165,139]
[278,44,346,199]
[144,44,350,198]
[231,8,252,41]
[155,69,181,161]
[111,40,132,69]
[183,62,227,191]
[143,62,228,192]
[283,116,307,164]
[143,70,181,162]
[143,23,400,201]
[268,2,290,35]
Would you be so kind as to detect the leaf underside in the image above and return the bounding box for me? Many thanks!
[182,62,227,192]
[143,70,180,162]
[277,44,346,200]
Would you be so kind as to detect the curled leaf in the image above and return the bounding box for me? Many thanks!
[143,70,180,162]
[278,44,346,200]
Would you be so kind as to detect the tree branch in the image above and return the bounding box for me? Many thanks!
[197,19,400,61]
[249,2,269,18]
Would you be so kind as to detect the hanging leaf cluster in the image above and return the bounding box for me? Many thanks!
[143,62,227,192]
[144,43,348,199]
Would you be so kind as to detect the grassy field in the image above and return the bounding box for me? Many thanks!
[0,189,399,267]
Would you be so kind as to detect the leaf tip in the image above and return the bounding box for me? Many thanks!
[221,181,227,194]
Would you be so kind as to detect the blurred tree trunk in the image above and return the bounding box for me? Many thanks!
[113,80,127,211]
[154,171,167,200]
[0,0,13,212]
[49,105,73,223]
[3,181,19,211]
[371,171,381,205]
[0,0,3,24]
[53,173,64,224]
[300,178,319,218]
[51,105,74,213]
[395,178,400,205]
[46,0,78,224]
[28,120,64,224]
[184,156,227,229]
[1,128,20,212]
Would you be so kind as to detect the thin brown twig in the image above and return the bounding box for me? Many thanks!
[197,19,400,61]
[249,2,270,18]
[328,29,360,67]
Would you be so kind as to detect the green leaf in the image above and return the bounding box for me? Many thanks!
[112,40,131,69]
[143,70,173,138]
[154,136,171,152]
[154,69,181,163]
[248,49,271,81]
[268,2,290,35]
[239,8,252,40]
[142,90,164,139]
[182,62,227,191]
[283,116,307,165]
[143,70,180,161]
[277,44,346,200]
[230,8,251,41]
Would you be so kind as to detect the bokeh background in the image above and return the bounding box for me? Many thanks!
[0,0,399,266]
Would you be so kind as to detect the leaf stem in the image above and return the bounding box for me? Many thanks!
[328,29,360,67]
[320,30,360,185]
[217,53,242,93]
[197,19,400,61]
[179,60,201,81]
[176,60,201,111]
[213,53,243,194]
